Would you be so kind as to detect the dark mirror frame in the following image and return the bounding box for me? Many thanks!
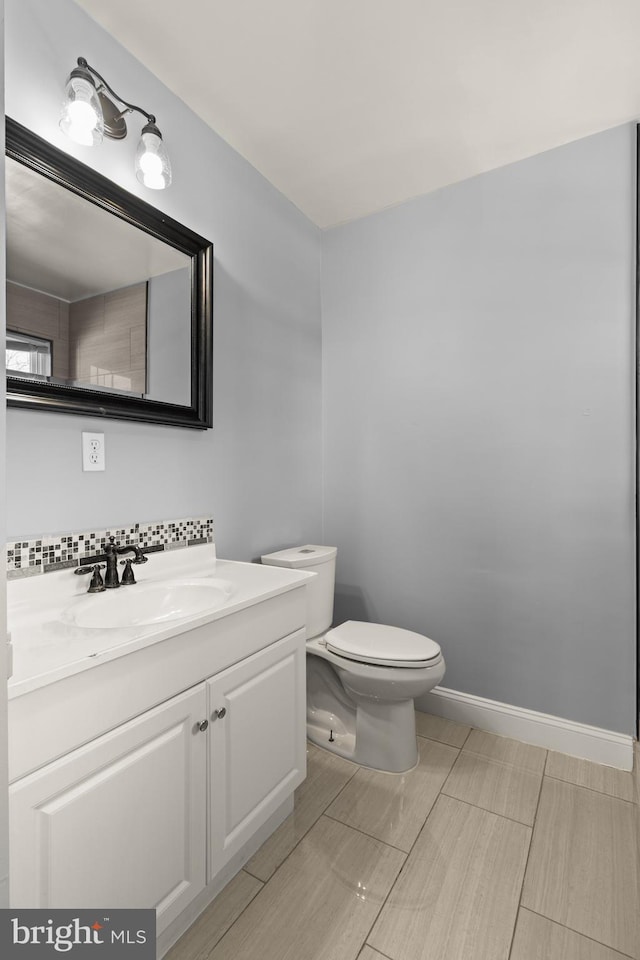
[5,117,213,429]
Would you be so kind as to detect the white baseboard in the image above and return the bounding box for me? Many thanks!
[416,686,635,771]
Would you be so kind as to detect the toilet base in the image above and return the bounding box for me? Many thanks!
[306,677,420,773]
[306,641,445,774]
[354,697,419,773]
[307,713,356,764]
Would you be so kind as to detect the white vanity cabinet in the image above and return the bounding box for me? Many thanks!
[8,555,310,947]
[9,635,306,936]
[208,631,305,873]
[9,684,209,932]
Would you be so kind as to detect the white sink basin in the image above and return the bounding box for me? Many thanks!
[61,578,235,629]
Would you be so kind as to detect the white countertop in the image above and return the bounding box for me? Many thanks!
[7,545,312,699]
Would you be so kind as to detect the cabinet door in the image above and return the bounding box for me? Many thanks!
[208,631,306,875]
[10,684,208,934]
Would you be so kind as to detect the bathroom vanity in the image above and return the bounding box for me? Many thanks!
[6,546,311,952]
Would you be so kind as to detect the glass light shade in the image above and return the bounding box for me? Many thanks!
[135,126,172,190]
[60,75,104,146]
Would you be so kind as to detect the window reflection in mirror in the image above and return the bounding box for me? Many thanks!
[6,330,52,377]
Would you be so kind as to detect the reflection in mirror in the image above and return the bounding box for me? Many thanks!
[5,118,213,429]
[6,156,191,405]
[6,330,52,377]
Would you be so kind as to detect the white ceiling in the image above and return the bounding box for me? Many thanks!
[75,0,640,228]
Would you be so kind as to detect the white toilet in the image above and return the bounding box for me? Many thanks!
[261,544,445,773]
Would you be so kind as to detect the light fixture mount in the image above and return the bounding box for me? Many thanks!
[98,92,128,140]
[60,57,172,189]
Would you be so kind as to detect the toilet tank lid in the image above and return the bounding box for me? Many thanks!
[261,545,337,568]
[326,621,441,664]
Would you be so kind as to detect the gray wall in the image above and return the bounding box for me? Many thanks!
[3,1,636,740]
[322,126,636,734]
[4,0,323,560]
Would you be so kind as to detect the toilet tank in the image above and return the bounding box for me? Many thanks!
[261,545,337,639]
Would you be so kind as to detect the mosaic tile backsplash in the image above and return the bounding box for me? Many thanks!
[7,517,214,579]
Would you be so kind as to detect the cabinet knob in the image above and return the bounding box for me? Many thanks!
[198,719,209,732]
[213,707,227,720]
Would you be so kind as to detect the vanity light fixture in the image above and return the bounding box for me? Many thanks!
[59,57,172,190]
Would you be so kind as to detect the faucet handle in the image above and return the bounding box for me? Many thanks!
[120,558,136,585]
[75,563,104,575]
[75,563,105,593]
[89,564,106,592]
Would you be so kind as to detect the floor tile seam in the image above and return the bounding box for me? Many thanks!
[506,916,518,960]
[322,760,457,860]
[458,747,547,777]
[429,792,536,835]
[187,871,265,960]
[363,776,458,869]
[360,939,395,960]
[306,744,362,783]
[392,795,528,960]
[356,944,397,960]
[209,813,388,960]
[413,737,461,782]
[543,772,636,806]
[317,757,363,813]
[509,755,639,958]
[242,786,350,884]
[438,786,537,828]
[355,826,415,960]
[503,756,547,960]
[242,756,363,884]
[200,814,402,960]
[317,807,412,960]
[321,811,414,856]
[321,780,445,926]
[517,905,639,960]
[251,765,372,887]
[242,861,271,884]
[416,732,466,752]
[516,750,547,891]
[459,725,473,748]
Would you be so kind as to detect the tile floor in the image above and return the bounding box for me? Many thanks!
[166,712,639,960]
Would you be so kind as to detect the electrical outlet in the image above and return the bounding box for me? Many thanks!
[82,432,106,471]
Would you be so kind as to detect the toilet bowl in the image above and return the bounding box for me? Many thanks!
[261,545,445,773]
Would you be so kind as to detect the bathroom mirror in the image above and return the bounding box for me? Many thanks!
[5,117,213,428]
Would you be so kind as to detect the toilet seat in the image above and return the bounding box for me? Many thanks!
[325,620,441,669]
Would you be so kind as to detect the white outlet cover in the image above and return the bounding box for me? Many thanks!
[82,432,106,471]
